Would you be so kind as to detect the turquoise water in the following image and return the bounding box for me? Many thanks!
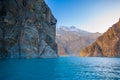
[0,57,120,80]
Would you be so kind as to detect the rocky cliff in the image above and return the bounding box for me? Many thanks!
[56,26,101,56]
[80,19,120,57]
[0,0,58,59]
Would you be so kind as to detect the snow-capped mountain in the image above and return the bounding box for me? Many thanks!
[57,26,90,36]
[56,26,101,56]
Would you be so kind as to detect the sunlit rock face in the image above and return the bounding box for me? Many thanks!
[80,19,120,57]
[0,0,58,59]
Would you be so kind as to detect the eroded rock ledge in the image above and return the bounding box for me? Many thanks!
[0,0,58,59]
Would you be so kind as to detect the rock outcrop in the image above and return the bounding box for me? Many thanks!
[0,0,58,59]
[56,26,101,56]
[80,19,120,57]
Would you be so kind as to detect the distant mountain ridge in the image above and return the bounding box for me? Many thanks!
[80,19,120,57]
[57,26,91,36]
[56,26,101,56]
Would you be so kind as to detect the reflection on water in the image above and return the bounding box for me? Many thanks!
[0,57,120,80]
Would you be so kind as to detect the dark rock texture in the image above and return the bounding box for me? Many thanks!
[80,19,120,57]
[0,0,58,59]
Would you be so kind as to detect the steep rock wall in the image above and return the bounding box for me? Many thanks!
[80,19,120,57]
[0,0,58,59]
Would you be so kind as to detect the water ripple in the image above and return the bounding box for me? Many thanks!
[0,57,120,80]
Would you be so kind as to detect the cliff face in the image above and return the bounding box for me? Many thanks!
[56,26,101,56]
[0,0,58,59]
[80,19,120,57]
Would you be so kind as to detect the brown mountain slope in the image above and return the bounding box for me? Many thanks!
[80,19,120,57]
[56,26,101,56]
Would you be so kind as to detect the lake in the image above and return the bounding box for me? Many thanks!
[0,57,120,80]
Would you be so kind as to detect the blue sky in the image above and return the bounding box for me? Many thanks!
[45,0,120,33]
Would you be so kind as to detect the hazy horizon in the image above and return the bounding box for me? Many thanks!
[45,0,120,33]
